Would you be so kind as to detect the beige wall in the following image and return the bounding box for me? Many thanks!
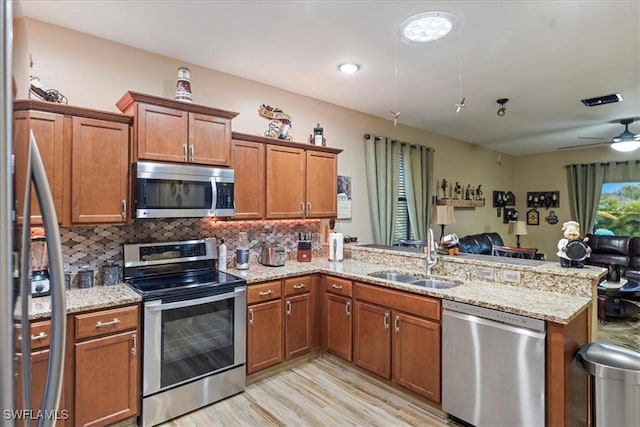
[18,18,638,261]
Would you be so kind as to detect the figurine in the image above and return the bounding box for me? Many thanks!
[441,179,448,199]
[557,221,591,268]
[453,182,462,199]
[475,185,483,201]
[465,184,472,200]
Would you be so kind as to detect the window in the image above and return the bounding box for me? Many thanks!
[594,182,640,236]
[393,150,413,243]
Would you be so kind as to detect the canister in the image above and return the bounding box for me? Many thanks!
[77,268,94,289]
[102,262,120,286]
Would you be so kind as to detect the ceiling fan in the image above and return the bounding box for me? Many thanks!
[559,118,640,151]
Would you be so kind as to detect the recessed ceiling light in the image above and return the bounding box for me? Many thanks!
[399,11,459,44]
[338,63,360,74]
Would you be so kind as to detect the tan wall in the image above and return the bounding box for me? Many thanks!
[13,18,583,250]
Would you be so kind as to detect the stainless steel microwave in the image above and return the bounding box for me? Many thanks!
[133,161,234,219]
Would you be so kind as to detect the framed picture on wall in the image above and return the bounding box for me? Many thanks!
[527,209,540,226]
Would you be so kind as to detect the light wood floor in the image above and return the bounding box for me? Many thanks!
[161,356,451,427]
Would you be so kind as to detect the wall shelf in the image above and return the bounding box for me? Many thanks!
[437,199,485,208]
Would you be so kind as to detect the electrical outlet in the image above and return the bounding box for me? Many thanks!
[477,268,494,280]
[503,270,521,283]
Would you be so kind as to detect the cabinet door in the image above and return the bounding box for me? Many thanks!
[136,103,188,162]
[13,110,65,224]
[189,113,231,166]
[14,349,69,426]
[247,299,283,374]
[75,330,138,427]
[71,117,129,224]
[305,150,337,218]
[285,293,311,360]
[324,293,352,361]
[265,145,305,218]
[393,312,441,402]
[231,139,265,219]
[353,301,391,379]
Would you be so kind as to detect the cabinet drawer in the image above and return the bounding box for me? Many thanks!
[75,305,139,340]
[14,320,51,350]
[284,275,312,296]
[324,276,353,297]
[248,280,282,304]
[354,282,441,321]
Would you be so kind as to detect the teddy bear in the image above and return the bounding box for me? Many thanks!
[557,220,591,268]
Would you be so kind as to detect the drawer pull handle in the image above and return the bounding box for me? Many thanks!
[331,284,343,290]
[293,284,305,289]
[258,290,273,296]
[96,318,120,328]
[31,331,48,341]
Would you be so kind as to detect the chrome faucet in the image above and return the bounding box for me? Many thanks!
[426,228,438,275]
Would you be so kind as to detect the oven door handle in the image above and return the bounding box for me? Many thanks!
[145,287,246,311]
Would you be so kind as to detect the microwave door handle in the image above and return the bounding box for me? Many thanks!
[210,178,216,212]
[26,131,67,422]
[146,287,246,312]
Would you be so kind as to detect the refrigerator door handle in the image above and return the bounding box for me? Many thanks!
[21,132,66,426]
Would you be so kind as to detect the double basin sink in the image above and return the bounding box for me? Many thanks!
[368,271,459,289]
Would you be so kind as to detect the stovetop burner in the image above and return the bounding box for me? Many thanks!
[123,239,246,300]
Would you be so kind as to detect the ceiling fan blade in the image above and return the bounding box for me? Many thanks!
[558,141,610,150]
[577,136,607,140]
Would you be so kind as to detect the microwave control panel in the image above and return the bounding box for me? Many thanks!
[216,182,234,209]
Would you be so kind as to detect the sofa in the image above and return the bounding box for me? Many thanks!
[584,233,640,280]
[458,232,504,255]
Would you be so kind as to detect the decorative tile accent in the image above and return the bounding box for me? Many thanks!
[59,218,320,285]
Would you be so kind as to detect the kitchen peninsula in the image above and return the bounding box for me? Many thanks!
[18,246,604,426]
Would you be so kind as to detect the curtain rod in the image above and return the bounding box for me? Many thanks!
[363,134,434,151]
[565,160,640,168]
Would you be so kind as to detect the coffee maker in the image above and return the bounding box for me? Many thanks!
[30,234,50,297]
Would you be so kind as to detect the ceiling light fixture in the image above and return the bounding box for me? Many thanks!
[611,119,640,152]
[338,63,360,74]
[496,98,509,117]
[399,11,459,44]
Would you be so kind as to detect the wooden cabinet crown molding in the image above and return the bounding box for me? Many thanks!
[116,91,239,119]
[14,99,132,125]
[232,131,343,155]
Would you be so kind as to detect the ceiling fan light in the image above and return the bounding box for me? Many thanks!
[611,140,640,152]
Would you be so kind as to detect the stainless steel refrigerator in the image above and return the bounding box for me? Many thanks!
[1,1,66,425]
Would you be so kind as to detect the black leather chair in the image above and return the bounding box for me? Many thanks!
[459,232,504,255]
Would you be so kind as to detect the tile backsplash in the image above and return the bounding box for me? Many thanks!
[59,218,321,286]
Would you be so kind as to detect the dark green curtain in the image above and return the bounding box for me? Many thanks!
[402,144,434,240]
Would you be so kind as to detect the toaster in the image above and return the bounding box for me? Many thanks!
[259,246,286,267]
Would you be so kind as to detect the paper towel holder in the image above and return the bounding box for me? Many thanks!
[328,232,344,262]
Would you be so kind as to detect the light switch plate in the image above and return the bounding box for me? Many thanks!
[477,268,494,280]
[503,270,521,283]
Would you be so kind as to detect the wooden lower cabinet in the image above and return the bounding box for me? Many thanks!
[285,293,311,359]
[353,283,441,402]
[74,331,138,426]
[324,293,352,361]
[247,299,283,374]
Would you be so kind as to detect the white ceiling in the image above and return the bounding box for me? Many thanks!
[15,0,640,156]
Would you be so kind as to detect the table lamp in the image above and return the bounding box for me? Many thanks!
[431,205,456,242]
[508,220,528,248]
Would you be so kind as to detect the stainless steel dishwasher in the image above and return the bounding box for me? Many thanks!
[442,300,546,426]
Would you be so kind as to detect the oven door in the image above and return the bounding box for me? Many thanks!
[142,286,246,396]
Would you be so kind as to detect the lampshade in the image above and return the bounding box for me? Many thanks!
[431,205,456,225]
[508,220,528,236]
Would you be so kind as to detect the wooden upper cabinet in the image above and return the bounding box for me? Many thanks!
[266,144,306,218]
[306,150,337,218]
[231,139,265,219]
[71,117,130,224]
[116,91,238,167]
[135,103,189,163]
[13,100,132,226]
[13,110,65,224]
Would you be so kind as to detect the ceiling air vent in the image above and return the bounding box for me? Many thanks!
[581,93,623,107]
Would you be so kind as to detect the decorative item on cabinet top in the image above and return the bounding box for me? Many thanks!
[436,179,485,208]
[231,131,342,154]
[258,104,292,140]
[527,191,559,209]
[116,91,239,120]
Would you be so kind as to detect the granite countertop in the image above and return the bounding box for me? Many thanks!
[16,283,142,320]
[19,256,593,324]
[231,259,591,324]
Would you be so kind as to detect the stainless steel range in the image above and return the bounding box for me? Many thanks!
[124,239,246,427]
